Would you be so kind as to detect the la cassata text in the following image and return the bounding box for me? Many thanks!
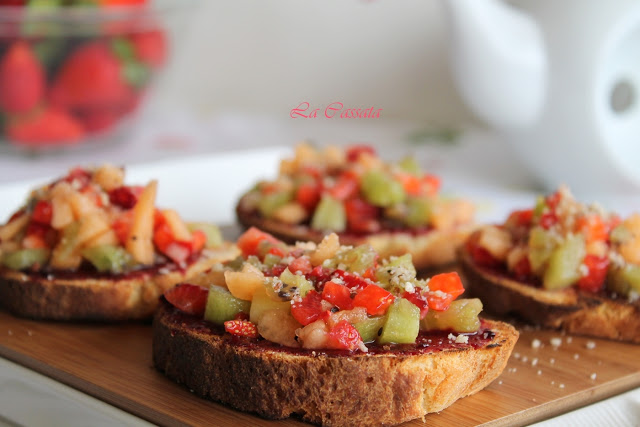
[290,102,382,119]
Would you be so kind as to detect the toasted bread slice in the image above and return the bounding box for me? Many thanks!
[236,195,475,270]
[0,244,238,321]
[459,248,640,343]
[153,301,518,427]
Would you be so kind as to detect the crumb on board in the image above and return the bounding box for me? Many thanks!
[586,341,596,350]
[550,337,562,348]
[531,339,542,349]
[590,373,597,381]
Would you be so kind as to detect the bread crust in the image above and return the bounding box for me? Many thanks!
[459,247,640,343]
[0,244,238,321]
[236,195,474,270]
[153,302,518,426]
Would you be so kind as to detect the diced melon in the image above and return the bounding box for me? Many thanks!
[249,287,291,324]
[50,222,82,270]
[224,262,265,301]
[309,233,340,266]
[0,214,28,241]
[126,180,157,265]
[161,209,192,242]
[51,195,74,230]
[477,225,513,261]
[272,202,308,224]
[256,308,300,347]
[92,164,124,192]
[76,212,111,247]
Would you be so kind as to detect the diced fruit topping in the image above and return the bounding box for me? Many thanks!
[469,185,640,299]
[164,283,209,317]
[0,165,220,275]
[224,319,259,339]
[241,143,474,236]
[164,229,482,352]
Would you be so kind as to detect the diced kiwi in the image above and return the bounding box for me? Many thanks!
[376,253,416,288]
[249,287,291,324]
[528,227,555,274]
[404,197,431,227]
[2,248,49,270]
[420,298,482,333]
[354,316,385,343]
[187,222,223,248]
[262,253,282,269]
[543,234,586,289]
[328,244,378,275]
[607,265,640,297]
[280,268,313,297]
[378,298,419,344]
[311,195,346,232]
[204,285,251,325]
[361,170,406,207]
[258,191,293,218]
[81,245,132,274]
[397,156,421,175]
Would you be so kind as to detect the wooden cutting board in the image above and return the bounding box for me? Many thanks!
[1,311,638,427]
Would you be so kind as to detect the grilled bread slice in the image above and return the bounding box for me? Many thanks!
[237,195,475,270]
[0,244,238,321]
[459,248,640,343]
[153,300,518,427]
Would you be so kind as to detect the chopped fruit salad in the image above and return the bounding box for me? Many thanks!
[164,227,484,352]
[240,143,474,235]
[0,0,166,148]
[467,186,640,301]
[0,165,222,274]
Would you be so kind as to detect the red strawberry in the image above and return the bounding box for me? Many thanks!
[6,108,84,147]
[51,41,131,111]
[130,29,167,68]
[164,283,209,317]
[0,41,44,113]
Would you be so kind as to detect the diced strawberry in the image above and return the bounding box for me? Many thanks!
[0,41,44,113]
[6,108,84,147]
[428,272,464,299]
[31,200,52,225]
[539,212,558,229]
[112,210,134,245]
[109,185,143,209]
[344,198,380,234]
[51,41,131,111]
[305,265,333,287]
[576,215,608,243]
[296,180,321,212]
[512,256,532,280]
[401,291,429,319]
[421,174,441,197]
[267,263,287,277]
[545,191,562,210]
[578,255,609,293]
[190,229,207,253]
[130,29,167,68]
[164,283,208,316]
[100,0,148,5]
[322,281,354,310]
[327,172,359,201]
[327,320,362,351]
[426,272,465,311]
[64,167,92,188]
[23,221,51,249]
[466,235,501,268]
[333,270,371,292]
[224,319,259,338]
[288,256,313,275]
[396,172,422,196]
[236,227,282,258]
[164,241,191,264]
[346,144,376,162]
[291,290,327,326]
[426,291,454,312]
[267,245,286,258]
[79,108,119,133]
[352,284,395,316]
[507,209,534,227]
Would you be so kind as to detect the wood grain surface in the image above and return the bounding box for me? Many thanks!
[1,310,639,427]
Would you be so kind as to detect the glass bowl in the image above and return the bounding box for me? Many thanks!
[0,0,191,152]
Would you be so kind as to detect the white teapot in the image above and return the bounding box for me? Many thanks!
[443,0,640,195]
